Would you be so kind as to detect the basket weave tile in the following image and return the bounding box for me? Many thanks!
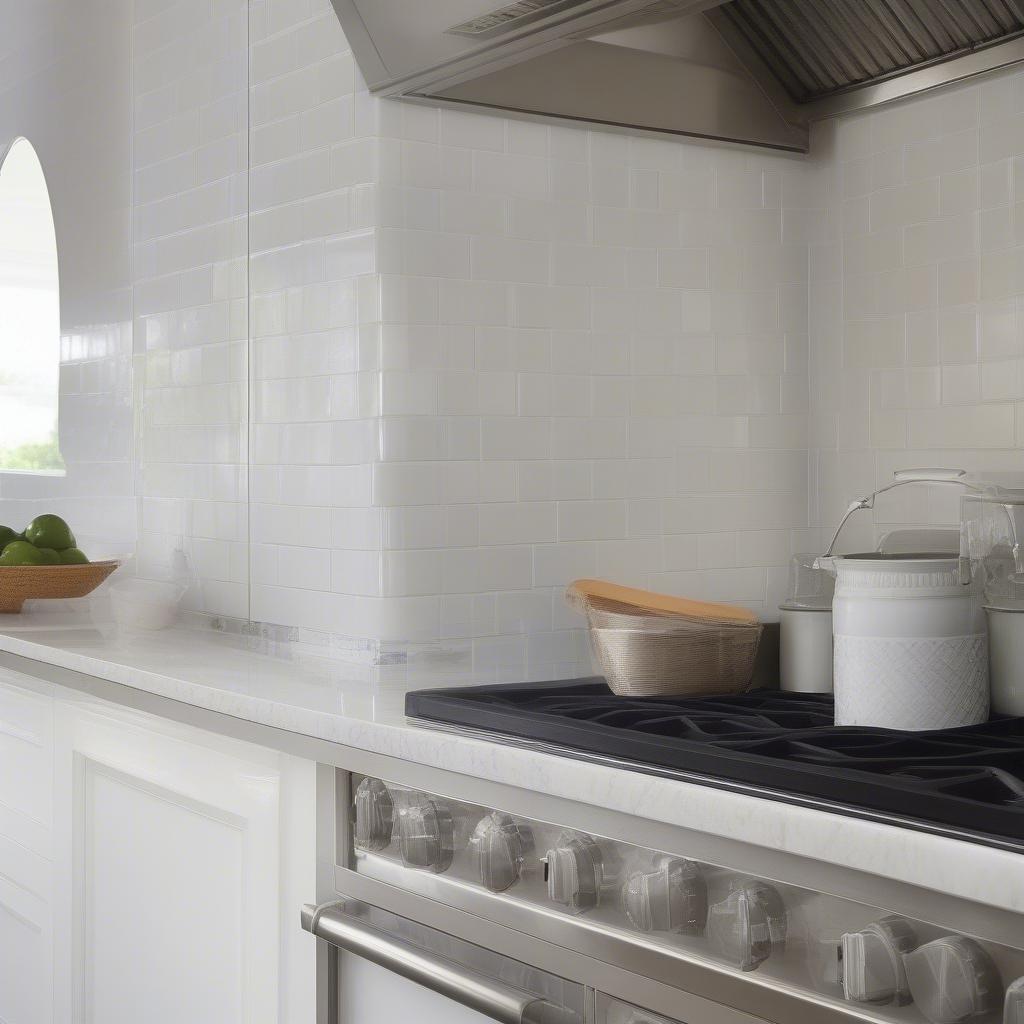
[0,560,119,613]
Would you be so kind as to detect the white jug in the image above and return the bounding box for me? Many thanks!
[817,469,991,730]
[831,554,988,730]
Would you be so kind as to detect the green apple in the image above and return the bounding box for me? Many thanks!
[0,541,46,566]
[59,547,89,565]
[37,548,60,565]
[24,514,75,551]
[0,526,19,552]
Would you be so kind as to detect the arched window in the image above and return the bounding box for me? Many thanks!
[0,138,63,473]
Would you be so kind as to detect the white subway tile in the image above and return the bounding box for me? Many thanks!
[907,404,1014,447]
[441,190,507,235]
[126,2,1024,659]
[508,197,588,242]
[551,244,625,286]
[531,541,597,588]
[473,236,549,284]
[439,279,509,325]
[513,285,590,330]
[557,499,626,541]
[480,417,551,461]
[938,309,979,363]
[474,150,550,199]
[479,502,556,545]
[440,108,505,152]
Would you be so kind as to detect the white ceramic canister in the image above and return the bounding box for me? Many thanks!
[779,553,835,693]
[779,605,833,693]
[984,607,1024,716]
[831,555,989,730]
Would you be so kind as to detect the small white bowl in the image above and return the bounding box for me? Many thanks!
[108,578,183,631]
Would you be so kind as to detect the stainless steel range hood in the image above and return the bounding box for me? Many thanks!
[331,0,1024,153]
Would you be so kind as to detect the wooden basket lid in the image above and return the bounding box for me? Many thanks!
[566,578,759,625]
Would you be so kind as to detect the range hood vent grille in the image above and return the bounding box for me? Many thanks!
[446,0,590,37]
[717,0,1024,103]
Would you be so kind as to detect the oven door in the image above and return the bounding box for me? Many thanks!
[302,899,586,1024]
[598,993,692,1024]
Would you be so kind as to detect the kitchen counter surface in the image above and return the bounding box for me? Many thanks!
[0,606,1018,915]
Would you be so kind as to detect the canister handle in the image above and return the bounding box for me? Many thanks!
[818,469,971,569]
[892,468,968,484]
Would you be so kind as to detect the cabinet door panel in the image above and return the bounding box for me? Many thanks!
[0,676,52,829]
[0,669,315,1024]
[0,674,54,1024]
[0,863,51,1024]
[85,764,246,1024]
[54,702,287,1024]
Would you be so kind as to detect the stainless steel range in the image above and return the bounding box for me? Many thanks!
[303,692,1024,1024]
[405,682,1024,850]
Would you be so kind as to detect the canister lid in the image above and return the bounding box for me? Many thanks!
[784,553,835,610]
[833,553,970,596]
[836,551,958,566]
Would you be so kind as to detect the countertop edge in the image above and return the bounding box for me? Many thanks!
[0,625,1018,917]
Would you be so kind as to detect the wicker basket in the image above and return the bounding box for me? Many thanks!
[567,580,762,698]
[0,560,120,613]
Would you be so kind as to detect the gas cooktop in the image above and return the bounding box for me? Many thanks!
[405,680,1024,851]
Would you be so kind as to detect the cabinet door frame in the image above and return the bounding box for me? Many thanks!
[0,670,56,1024]
[53,698,284,1024]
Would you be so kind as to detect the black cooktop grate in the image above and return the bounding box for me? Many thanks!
[405,681,1024,848]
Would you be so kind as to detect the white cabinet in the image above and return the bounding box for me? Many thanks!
[0,673,56,1024]
[0,667,315,1024]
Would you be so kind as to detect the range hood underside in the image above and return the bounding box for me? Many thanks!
[332,0,1024,153]
[426,13,809,152]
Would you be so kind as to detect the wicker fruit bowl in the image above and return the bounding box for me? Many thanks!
[0,560,120,613]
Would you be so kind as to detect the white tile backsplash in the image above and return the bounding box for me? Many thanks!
[18,0,1024,674]
[133,0,250,618]
[336,33,817,665]
[813,69,1024,549]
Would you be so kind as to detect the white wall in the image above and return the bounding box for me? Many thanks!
[133,0,251,619]
[0,0,251,619]
[246,0,827,675]
[247,0,383,650]
[11,0,1024,677]
[371,110,824,675]
[0,0,135,553]
[810,71,1024,553]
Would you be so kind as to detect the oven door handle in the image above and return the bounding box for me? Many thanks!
[302,901,576,1024]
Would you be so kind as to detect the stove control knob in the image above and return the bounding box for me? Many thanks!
[469,812,534,892]
[544,832,604,912]
[621,856,707,936]
[1006,977,1024,1024]
[397,798,455,873]
[707,880,787,972]
[904,936,1002,1023]
[840,917,916,1005]
[352,778,394,852]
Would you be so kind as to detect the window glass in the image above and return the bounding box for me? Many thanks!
[0,138,63,473]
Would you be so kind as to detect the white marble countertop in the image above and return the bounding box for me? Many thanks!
[0,606,1018,916]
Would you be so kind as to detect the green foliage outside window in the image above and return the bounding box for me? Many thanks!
[0,430,64,471]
